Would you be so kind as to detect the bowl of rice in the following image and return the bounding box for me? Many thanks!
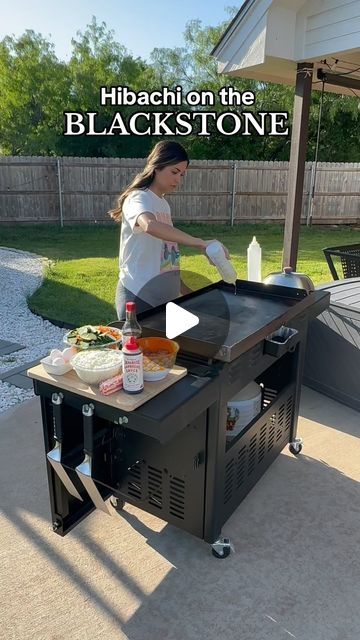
[71,349,123,385]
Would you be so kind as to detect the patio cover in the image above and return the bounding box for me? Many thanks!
[212,0,360,268]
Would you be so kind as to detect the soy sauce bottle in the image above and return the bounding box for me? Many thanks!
[122,302,142,340]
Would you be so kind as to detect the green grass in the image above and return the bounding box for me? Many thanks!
[1,223,358,325]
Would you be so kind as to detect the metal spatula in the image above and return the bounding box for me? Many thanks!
[47,392,83,501]
[75,403,111,516]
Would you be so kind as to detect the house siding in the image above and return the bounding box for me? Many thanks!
[299,0,360,59]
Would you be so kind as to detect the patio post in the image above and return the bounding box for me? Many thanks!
[283,62,313,269]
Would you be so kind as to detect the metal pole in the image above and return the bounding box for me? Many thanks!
[306,161,316,227]
[230,163,237,226]
[306,80,325,227]
[57,158,64,228]
[283,62,313,270]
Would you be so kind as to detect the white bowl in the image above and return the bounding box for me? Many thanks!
[71,350,123,385]
[143,369,170,382]
[40,356,73,376]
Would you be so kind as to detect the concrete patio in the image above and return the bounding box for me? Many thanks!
[0,386,359,640]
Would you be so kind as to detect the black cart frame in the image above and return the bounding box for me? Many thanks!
[31,281,329,557]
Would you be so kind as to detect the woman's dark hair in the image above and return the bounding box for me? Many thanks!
[109,141,189,222]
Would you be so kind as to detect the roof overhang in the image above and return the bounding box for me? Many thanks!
[212,0,360,97]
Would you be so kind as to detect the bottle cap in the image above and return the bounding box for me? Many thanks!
[124,336,139,351]
[126,302,136,312]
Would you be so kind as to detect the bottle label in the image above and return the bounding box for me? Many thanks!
[123,353,144,392]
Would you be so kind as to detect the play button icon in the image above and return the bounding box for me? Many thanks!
[165,302,199,339]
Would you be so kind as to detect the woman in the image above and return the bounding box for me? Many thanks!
[110,141,229,320]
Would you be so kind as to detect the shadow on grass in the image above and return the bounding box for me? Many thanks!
[28,278,118,327]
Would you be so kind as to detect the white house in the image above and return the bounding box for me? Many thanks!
[212,0,360,96]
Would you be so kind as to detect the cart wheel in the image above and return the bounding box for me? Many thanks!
[211,537,232,559]
[289,443,302,455]
[110,496,125,511]
[212,546,231,559]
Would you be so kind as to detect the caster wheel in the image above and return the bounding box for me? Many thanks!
[110,496,125,511]
[289,443,302,455]
[212,546,231,559]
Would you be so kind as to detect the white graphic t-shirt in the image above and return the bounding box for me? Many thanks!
[119,188,180,305]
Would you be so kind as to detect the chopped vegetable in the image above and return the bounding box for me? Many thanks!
[66,325,122,349]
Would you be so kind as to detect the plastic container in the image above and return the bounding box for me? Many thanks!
[122,336,144,394]
[226,382,262,438]
[99,374,123,396]
[205,241,237,284]
[247,236,262,282]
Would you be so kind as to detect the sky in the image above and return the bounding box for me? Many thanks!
[0,0,239,62]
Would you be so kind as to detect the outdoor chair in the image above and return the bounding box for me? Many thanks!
[323,243,360,280]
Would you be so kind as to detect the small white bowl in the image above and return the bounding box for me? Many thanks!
[143,369,170,382]
[40,356,73,376]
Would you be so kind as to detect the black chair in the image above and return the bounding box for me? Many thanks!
[323,243,360,280]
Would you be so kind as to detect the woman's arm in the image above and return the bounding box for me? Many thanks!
[137,212,206,249]
[136,213,230,260]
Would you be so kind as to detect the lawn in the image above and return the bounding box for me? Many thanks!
[1,223,358,326]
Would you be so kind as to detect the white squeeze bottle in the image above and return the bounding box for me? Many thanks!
[247,236,262,282]
[205,241,237,285]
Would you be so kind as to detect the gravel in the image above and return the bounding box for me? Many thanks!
[0,248,67,413]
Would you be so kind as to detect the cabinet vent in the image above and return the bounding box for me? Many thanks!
[148,465,162,509]
[128,463,142,500]
[169,476,185,519]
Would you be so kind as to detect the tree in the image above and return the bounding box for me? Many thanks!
[60,16,154,157]
[148,13,294,160]
[0,31,70,155]
[0,13,359,161]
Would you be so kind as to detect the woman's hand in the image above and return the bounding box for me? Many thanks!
[199,239,231,264]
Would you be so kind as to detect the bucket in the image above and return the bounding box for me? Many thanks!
[226,382,262,438]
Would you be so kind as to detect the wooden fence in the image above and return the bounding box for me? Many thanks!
[0,156,359,225]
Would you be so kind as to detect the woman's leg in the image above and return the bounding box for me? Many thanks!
[115,281,153,320]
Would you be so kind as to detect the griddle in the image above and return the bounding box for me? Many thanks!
[138,280,324,362]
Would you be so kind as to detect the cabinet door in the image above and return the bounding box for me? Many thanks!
[113,411,207,539]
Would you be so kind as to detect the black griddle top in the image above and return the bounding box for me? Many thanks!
[138,280,329,362]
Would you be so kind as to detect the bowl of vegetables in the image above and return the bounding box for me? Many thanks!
[64,325,122,350]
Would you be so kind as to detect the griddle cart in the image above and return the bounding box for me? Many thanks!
[29,281,329,558]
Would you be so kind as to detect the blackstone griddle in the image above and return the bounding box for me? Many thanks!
[29,280,329,558]
[138,280,317,361]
